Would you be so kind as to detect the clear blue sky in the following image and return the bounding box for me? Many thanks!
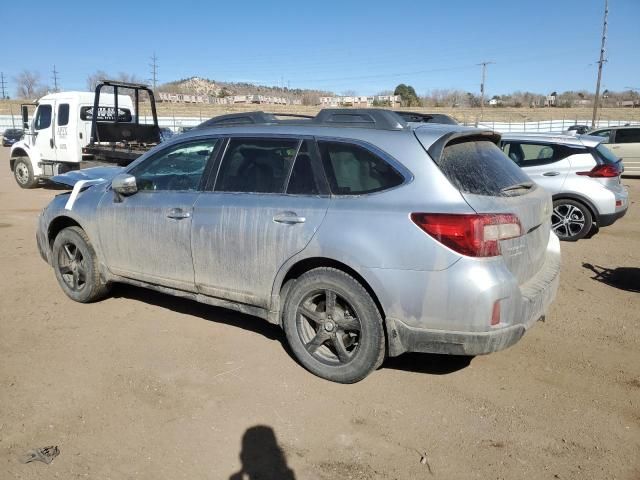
[1,0,638,96]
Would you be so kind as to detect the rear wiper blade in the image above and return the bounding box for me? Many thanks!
[500,182,534,193]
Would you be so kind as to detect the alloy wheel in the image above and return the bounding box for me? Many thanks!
[56,242,87,292]
[552,203,586,239]
[296,289,362,365]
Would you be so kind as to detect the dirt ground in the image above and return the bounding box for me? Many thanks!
[0,147,638,480]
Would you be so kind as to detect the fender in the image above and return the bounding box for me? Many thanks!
[551,192,601,224]
[10,141,43,177]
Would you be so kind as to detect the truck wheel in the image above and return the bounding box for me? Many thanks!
[52,226,111,303]
[13,157,38,189]
[282,268,385,383]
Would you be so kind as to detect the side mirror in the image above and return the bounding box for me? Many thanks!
[112,173,138,197]
[21,105,29,130]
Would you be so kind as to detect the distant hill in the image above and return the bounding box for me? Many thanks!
[158,76,332,104]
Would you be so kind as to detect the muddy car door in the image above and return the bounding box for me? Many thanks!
[191,137,330,308]
[96,138,220,290]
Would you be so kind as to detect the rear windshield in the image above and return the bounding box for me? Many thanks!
[594,144,620,165]
[439,140,532,196]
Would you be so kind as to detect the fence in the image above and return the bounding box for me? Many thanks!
[0,114,203,135]
[2,114,640,136]
[466,118,640,132]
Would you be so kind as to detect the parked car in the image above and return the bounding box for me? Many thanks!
[2,128,24,146]
[393,111,459,125]
[563,125,590,136]
[499,133,628,241]
[37,109,560,383]
[159,127,174,142]
[588,125,640,175]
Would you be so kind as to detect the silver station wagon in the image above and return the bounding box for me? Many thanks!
[37,109,561,383]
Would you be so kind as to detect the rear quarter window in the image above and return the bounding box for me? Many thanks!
[318,141,404,195]
[439,140,531,196]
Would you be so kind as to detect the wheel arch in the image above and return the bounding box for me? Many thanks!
[552,193,600,224]
[273,256,386,324]
[9,147,29,172]
[48,216,84,248]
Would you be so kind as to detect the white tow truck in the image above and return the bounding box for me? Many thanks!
[9,81,160,188]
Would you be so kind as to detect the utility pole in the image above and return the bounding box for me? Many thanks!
[0,72,7,99]
[591,0,608,128]
[52,65,60,92]
[149,53,158,90]
[477,61,494,117]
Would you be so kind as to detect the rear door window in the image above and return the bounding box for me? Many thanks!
[317,141,404,195]
[614,128,640,144]
[439,140,531,196]
[215,138,299,193]
[57,104,70,126]
[502,142,581,167]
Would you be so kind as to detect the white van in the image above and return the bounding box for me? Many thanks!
[589,126,640,176]
[10,91,135,188]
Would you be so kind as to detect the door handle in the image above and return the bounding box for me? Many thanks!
[273,212,306,224]
[542,171,560,176]
[49,138,54,148]
[167,208,191,219]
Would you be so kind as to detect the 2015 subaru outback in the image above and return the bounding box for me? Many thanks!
[36,109,561,383]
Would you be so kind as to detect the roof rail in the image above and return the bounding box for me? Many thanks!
[197,108,408,131]
[314,109,407,130]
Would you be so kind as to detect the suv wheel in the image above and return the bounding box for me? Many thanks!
[52,226,111,303]
[13,157,38,189]
[551,199,593,241]
[282,268,385,383]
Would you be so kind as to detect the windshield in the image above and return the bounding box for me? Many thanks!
[595,144,620,165]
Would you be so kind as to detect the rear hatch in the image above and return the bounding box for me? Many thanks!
[416,129,552,285]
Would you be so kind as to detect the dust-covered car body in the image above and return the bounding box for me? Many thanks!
[36,109,560,382]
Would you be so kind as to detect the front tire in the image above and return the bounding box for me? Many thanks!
[52,226,110,303]
[551,199,593,241]
[282,268,385,383]
[13,157,38,189]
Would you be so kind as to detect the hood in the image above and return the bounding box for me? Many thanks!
[47,166,124,189]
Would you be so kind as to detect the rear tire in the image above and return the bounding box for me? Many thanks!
[282,268,385,383]
[52,226,110,303]
[551,199,593,241]
[13,157,38,189]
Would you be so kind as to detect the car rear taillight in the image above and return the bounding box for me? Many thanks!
[576,164,620,178]
[410,213,522,257]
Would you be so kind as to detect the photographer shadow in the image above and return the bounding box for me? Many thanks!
[230,425,295,480]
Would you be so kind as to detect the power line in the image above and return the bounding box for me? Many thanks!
[477,61,494,117]
[0,72,7,99]
[52,65,60,92]
[591,0,608,128]
[149,53,158,90]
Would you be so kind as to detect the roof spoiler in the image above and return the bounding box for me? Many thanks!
[426,130,502,164]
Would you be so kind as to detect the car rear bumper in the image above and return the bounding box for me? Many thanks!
[382,234,561,357]
[599,206,628,227]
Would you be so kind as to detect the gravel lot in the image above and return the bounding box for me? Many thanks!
[0,147,638,479]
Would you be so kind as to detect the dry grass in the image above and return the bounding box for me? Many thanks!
[1,99,638,123]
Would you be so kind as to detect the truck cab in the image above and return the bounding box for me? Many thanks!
[10,89,140,188]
